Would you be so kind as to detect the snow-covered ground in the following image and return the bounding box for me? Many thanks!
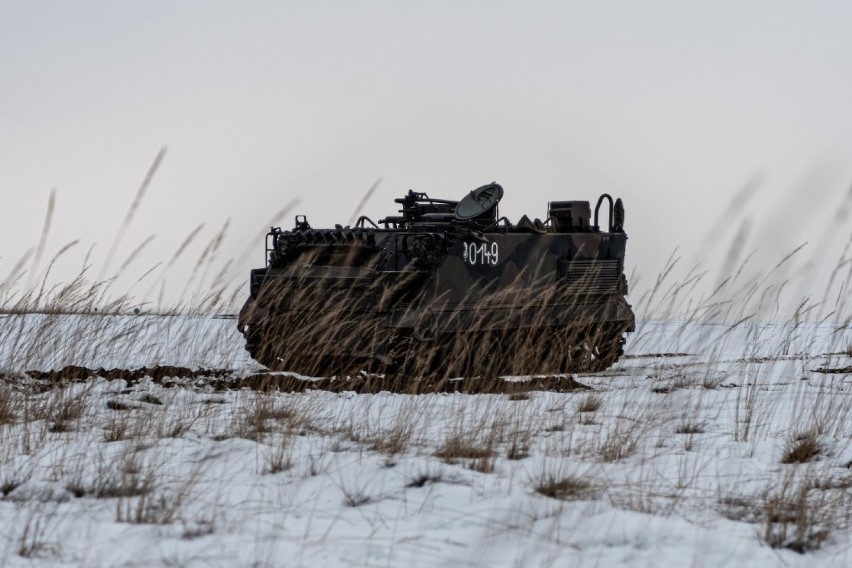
[0,315,850,567]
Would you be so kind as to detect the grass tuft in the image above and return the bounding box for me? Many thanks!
[534,473,599,501]
[675,421,705,435]
[436,432,496,473]
[781,432,822,464]
[139,394,163,406]
[106,399,132,411]
[406,471,443,488]
[576,394,603,413]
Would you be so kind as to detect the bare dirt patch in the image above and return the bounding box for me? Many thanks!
[17,366,592,395]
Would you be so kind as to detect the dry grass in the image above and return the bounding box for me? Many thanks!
[17,506,61,559]
[370,425,413,460]
[506,428,532,460]
[406,467,443,488]
[436,431,496,472]
[9,388,91,434]
[761,474,845,553]
[341,487,372,508]
[598,412,644,463]
[1,176,851,564]
[675,421,705,435]
[233,393,303,441]
[67,454,154,500]
[0,319,849,560]
[103,414,135,443]
[139,394,163,406]
[718,469,852,554]
[781,432,822,464]
[105,399,133,411]
[507,392,531,401]
[534,472,600,502]
[575,394,603,413]
[1,476,25,497]
[0,386,21,424]
[264,431,295,474]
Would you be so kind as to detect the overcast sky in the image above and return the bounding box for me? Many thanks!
[3,1,852,313]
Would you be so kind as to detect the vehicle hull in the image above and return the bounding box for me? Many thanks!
[239,229,635,377]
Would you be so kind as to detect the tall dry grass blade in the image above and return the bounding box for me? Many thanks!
[99,146,166,281]
[140,223,205,304]
[35,240,80,309]
[26,189,55,290]
[235,198,301,269]
[181,219,230,302]
[347,178,382,226]
[0,249,33,306]
[165,224,205,269]
[702,174,763,245]
[716,216,753,289]
[119,235,156,272]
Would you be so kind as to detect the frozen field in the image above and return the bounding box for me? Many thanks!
[0,315,850,567]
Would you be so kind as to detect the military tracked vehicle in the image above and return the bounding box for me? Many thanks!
[238,183,635,377]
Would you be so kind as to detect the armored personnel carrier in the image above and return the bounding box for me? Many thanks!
[238,183,635,377]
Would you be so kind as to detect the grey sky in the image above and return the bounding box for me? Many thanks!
[3,1,852,311]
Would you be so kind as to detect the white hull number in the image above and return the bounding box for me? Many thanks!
[463,241,499,266]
